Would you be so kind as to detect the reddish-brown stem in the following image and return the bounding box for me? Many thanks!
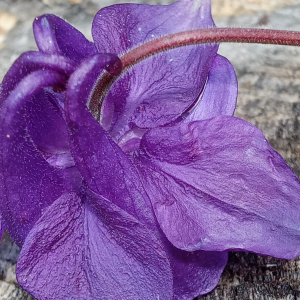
[89,27,300,119]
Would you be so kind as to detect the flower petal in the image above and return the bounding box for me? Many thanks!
[167,244,227,299]
[0,70,71,246]
[184,54,238,122]
[137,116,300,259]
[0,220,4,241]
[0,51,74,164]
[16,191,173,300]
[65,54,156,229]
[0,51,76,105]
[25,90,75,168]
[93,0,214,54]
[64,53,227,299]
[34,14,96,64]
[92,0,218,137]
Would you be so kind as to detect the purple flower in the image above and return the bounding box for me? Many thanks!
[1,0,300,299]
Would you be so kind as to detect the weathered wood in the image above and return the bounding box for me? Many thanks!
[0,233,34,300]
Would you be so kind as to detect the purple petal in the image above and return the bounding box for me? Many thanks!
[0,51,76,106]
[92,0,218,138]
[16,191,173,300]
[93,0,214,54]
[0,220,4,241]
[25,90,74,168]
[137,116,300,259]
[0,70,71,246]
[167,244,227,299]
[65,53,227,299]
[34,14,96,64]
[65,54,156,229]
[184,54,238,122]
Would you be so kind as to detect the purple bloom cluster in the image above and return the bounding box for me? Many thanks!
[1,0,300,299]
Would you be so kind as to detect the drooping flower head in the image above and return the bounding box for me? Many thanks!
[1,0,300,299]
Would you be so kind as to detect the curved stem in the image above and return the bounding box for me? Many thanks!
[89,27,300,119]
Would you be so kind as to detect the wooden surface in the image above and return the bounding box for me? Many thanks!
[1,1,300,299]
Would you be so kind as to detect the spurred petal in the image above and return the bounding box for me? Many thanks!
[34,14,96,64]
[1,55,77,167]
[0,51,76,105]
[137,116,300,259]
[0,70,71,245]
[65,54,156,229]
[16,191,173,300]
[92,0,218,138]
[184,54,238,122]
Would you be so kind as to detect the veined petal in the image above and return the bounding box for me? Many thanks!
[92,0,218,138]
[0,70,71,246]
[184,54,238,122]
[34,14,96,64]
[137,116,300,259]
[93,0,214,54]
[16,191,173,300]
[65,54,156,229]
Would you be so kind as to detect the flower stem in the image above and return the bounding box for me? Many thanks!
[89,27,300,119]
